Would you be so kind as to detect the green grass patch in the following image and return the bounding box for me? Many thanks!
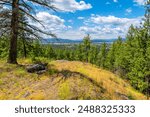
[58,82,71,99]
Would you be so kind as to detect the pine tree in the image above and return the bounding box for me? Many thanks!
[105,43,115,71]
[0,36,9,58]
[144,0,150,98]
[76,44,84,61]
[0,0,57,64]
[124,0,150,93]
[97,43,107,68]
[113,36,125,76]
[44,44,56,59]
[82,34,91,62]
[89,45,98,64]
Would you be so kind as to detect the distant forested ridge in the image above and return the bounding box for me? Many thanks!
[42,38,125,44]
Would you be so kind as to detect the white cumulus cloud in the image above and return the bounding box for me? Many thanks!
[35,12,65,31]
[90,15,141,26]
[28,12,143,39]
[134,0,147,5]
[79,15,143,39]
[52,0,92,12]
[28,12,69,38]
[29,12,82,39]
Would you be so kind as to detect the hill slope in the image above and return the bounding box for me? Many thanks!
[0,59,146,100]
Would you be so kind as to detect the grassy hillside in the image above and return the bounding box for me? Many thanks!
[0,59,146,100]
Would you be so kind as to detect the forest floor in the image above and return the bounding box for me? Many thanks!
[0,59,147,100]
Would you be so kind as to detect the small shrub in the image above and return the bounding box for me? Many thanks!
[31,57,49,64]
[48,69,58,75]
[128,94,135,100]
[13,68,26,77]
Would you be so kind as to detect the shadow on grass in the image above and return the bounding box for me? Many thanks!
[49,69,106,94]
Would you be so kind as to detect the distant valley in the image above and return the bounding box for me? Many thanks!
[42,38,125,44]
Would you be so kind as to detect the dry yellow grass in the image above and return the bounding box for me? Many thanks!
[0,59,147,100]
[51,61,146,100]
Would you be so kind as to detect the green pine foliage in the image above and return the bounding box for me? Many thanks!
[97,43,107,68]
[0,37,9,58]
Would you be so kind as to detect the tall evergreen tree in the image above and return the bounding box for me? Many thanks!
[0,0,57,64]
[113,36,125,76]
[144,0,150,98]
[97,43,107,68]
[105,43,115,71]
[82,34,91,62]
[123,0,150,93]
[89,45,98,64]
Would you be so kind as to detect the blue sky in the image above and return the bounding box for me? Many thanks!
[32,0,147,39]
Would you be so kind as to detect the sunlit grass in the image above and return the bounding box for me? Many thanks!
[51,61,146,100]
[0,59,147,100]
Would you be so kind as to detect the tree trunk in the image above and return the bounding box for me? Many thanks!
[22,38,27,58]
[8,0,19,64]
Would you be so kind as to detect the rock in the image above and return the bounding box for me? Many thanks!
[56,60,68,63]
[115,92,129,100]
[26,63,48,73]
[36,70,47,75]
[23,92,30,98]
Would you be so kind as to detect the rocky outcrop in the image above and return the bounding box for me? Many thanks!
[26,63,48,74]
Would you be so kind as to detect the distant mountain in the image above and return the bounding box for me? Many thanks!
[42,38,125,44]
[43,38,81,43]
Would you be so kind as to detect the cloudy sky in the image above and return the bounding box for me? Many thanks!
[33,0,147,40]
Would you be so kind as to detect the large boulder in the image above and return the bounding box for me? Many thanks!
[26,63,48,73]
